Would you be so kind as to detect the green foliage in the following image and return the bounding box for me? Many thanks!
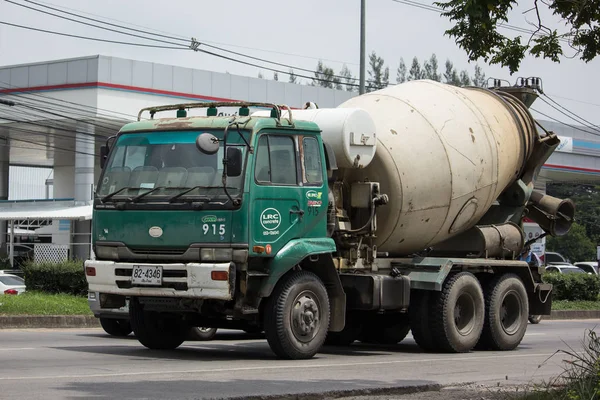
[553,300,600,310]
[543,271,600,301]
[0,291,91,315]
[547,223,596,263]
[444,60,461,85]
[339,64,355,92]
[288,69,298,84]
[367,51,389,92]
[312,60,342,89]
[21,259,87,296]
[434,0,600,73]
[396,58,407,83]
[408,57,423,81]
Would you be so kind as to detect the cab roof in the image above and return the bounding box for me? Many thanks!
[119,115,321,134]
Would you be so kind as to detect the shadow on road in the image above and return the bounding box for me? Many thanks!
[59,377,441,400]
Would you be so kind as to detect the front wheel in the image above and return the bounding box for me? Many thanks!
[99,318,132,337]
[263,270,330,359]
[129,298,187,350]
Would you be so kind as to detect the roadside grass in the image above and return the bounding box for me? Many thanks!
[553,300,600,310]
[514,329,600,400]
[0,291,92,315]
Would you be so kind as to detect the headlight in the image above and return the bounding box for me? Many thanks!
[95,245,119,260]
[201,248,233,261]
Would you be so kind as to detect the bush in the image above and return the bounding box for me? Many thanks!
[543,272,600,301]
[21,259,87,296]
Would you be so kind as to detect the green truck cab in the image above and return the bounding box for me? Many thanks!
[86,103,346,358]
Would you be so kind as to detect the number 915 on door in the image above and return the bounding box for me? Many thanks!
[203,224,226,235]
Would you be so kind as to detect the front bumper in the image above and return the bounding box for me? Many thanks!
[85,260,236,300]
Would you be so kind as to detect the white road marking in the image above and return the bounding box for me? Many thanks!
[0,351,563,381]
[0,347,36,351]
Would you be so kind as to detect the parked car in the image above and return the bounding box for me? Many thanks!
[543,251,568,265]
[545,264,587,274]
[88,291,217,340]
[0,272,26,295]
[574,261,599,275]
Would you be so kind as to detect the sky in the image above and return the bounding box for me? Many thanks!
[0,0,599,130]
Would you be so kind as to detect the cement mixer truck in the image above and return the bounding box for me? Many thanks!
[85,79,574,359]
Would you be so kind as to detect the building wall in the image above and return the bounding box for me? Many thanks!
[8,166,52,200]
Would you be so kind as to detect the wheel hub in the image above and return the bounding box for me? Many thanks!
[500,290,521,335]
[291,291,320,343]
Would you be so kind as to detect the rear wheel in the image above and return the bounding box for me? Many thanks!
[129,298,187,350]
[409,289,438,351]
[325,313,362,346]
[430,272,485,353]
[529,315,542,324]
[99,318,132,337]
[479,274,529,350]
[264,270,330,359]
[188,327,217,341]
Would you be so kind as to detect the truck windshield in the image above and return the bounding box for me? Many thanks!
[96,130,247,202]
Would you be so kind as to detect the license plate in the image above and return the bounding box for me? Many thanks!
[131,265,163,285]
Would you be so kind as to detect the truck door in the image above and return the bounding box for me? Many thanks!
[251,134,304,255]
[297,135,327,238]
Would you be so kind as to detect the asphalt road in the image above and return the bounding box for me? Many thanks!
[0,319,598,400]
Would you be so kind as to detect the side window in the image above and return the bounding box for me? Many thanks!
[255,136,270,182]
[254,135,297,185]
[302,137,323,185]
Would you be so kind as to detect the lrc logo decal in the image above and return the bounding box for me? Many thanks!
[260,208,281,231]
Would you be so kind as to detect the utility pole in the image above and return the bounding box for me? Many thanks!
[359,0,366,94]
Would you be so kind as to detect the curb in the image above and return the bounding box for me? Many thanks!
[0,315,100,329]
[1,310,600,330]
[547,310,600,320]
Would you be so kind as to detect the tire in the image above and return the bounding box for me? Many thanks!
[478,274,529,351]
[129,298,187,350]
[263,270,330,359]
[430,272,485,353]
[188,327,217,341]
[409,289,438,351]
[99,318,132,337]
[529,315,542,324]
[360,313,410,345]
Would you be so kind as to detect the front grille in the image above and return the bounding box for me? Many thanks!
[129,247,187,256]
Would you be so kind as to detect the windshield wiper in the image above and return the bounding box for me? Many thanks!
[129,186,168,203]
[167,186,238,203]
[101,187,135,202]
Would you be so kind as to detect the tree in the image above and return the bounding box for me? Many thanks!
[273,72,279,81]
[367,51,389,92]
[258,72,264,79]
[443,60,461,86]
[546,223,596,263]
[289,69,298,84]
[459,70,472,86]
[312,61,341,89]
[339,64,355,92]
[472,64,486,87]
[434,0,600,74]
[407,57,423,81]
[396,58,407,83]
[427,54,441,81]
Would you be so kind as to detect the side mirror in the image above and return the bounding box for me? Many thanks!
[226,147,243,177]
[196,133,220,155]
[100,146,109,169]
